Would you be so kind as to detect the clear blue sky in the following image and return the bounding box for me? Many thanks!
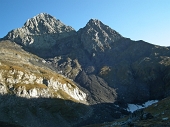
[0,0,170,46]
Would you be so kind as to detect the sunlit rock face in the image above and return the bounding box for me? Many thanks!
[0,40,87,103]
[4,13,76,49]
[0,67,87,102]
[0,83,7,94]
[78,19,122,54]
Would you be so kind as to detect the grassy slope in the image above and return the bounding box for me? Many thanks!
[0,40,92,127]
[0,40,82,102]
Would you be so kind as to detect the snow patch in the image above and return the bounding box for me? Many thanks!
[115,105,119,108]
[144,100,158,107]
[127,100,158,113]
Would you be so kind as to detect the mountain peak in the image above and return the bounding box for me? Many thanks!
[88,18,101,24]
[86,19,103,28]
[24,13,55,26]
[23,13,74,34]
[4,13,76,48]
[35,12,51,17]
[79,19,123,54]
[33,13,53,18]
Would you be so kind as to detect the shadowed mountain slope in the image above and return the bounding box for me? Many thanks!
[89,96,170,127]
[2,13,170,126]
[0,40,129,126]
[0,40,87,103]
[3,13,170,105]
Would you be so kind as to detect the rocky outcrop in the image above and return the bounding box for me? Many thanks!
[78,19,122,54]
[46,57,82,80]
[0,67,87,101]
[75,71,117,104]
[0,40,87,103]
[4,13,76,50]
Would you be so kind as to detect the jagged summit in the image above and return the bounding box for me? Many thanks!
[4,13,76,48]
[23,13,73,34]
[4,13,124,57]
[86,18,121,34]
[27,13,54,21]
[32,13,53,19]
[78,18,123,54]
[87,19,101,25]
[24,13,56,28]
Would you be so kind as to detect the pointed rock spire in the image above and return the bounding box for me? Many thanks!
[4,13,76,48]
[23,13,75,34]
[78,19,123,54]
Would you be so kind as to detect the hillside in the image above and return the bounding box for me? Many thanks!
[0,40,91,127]
[0,40,87,102]
[86,96,170,127]
[4,13,170,104]
[1,13,170,126]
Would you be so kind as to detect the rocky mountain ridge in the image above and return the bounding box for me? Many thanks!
[3,13,170,104]
[5,13,170,103]
[4,13,76,50]
[78,19,122,54]
[1,13,170,126]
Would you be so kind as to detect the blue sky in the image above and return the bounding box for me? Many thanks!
[0,0,170,46]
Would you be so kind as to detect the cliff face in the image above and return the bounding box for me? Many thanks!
[78,19,122,54]
[0,40,93,127]
[0,40,86,103]
[4,13,76,58]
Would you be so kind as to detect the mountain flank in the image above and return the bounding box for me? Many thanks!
[4,13,170,104]
[1,13,170,126]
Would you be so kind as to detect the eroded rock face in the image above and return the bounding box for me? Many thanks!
[4,13,76,49]
[0,40,87,103]
[78,19,122,54]
[0,68,86,102]
[75,71,117,104]
[0,84,7,94]
[47,57,82,80]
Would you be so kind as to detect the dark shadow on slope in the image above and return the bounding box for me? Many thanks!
[0,94,129,127]
[2,38,170,106]
[0,121,23,127]
[77,102,129,127]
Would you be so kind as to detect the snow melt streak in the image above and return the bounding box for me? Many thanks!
[127,100,158,113]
